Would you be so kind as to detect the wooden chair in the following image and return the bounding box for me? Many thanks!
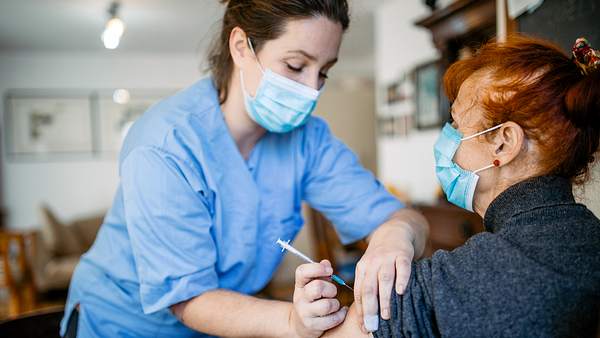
[309,208,368,267]
[0,306,63,338]
[0,231,38,318]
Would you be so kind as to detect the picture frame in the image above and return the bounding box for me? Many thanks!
[377,115,413,138]
[414,60,443,129]
[383,72,415,117]
[2,88,175,161]
[91,89,173,155]
[3,90,94,161]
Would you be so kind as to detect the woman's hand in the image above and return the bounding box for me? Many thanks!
[290,260,349,338]
[353,209,428,333]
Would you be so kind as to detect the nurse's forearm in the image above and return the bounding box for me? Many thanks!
[171,289,293,337]
[368,208,429,258]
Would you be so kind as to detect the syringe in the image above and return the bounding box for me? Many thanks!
[276,238,353,291]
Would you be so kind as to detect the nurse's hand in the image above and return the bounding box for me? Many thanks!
[354,209,428,333]
[290,260,349,338]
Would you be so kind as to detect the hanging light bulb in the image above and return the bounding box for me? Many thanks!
[101,1,125,50]
[112,89,130,104]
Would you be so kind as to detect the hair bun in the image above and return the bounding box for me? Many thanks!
[572,37,600,75]
[565,38,600,130]
[564,70,600,130]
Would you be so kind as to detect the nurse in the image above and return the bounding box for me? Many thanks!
[60,0,428,337]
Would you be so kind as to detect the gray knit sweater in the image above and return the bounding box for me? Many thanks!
[374,176,600,338]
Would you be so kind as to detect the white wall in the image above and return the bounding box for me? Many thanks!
[374,0,440,203]
[316,80,377,173]
[0,51,202,229]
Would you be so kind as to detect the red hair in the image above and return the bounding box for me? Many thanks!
[444,34,600,184]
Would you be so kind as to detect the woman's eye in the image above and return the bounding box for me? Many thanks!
[287,64,303,72]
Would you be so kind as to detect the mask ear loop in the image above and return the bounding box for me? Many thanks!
[463,124,503,174]
[461,124,503,141]
[247,37,265,74]
[473,159,500,174]
[240,37,265,100]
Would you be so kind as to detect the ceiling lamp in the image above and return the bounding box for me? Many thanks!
[101,1,125,50]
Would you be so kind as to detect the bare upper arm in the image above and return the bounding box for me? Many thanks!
[323,303,372,338]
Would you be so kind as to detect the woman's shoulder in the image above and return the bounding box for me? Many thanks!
[119,78,222,160]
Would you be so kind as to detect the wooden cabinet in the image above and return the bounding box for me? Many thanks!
[415,0,516,122]
[415,202,484,257]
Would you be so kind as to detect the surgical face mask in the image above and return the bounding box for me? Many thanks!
[434,122,503,212]
[240,38,321,133]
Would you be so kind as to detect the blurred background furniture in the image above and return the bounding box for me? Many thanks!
[0,205,103,319]
[416,202,483,256]
[0,231,37,317]
[415,0,517,123]
[34,206,103,294]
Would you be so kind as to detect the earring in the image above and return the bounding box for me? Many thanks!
[493,159,500,167]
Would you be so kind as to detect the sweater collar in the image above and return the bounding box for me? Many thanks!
[483,176,575,232]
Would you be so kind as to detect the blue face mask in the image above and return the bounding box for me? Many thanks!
[240,38,321,133]
[434,122,503,212]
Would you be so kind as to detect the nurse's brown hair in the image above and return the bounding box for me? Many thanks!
[208,0,349,103]
[444,34,600,184]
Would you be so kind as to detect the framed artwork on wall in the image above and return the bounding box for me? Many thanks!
[377,71,416,138]
[383,72,415,117]
[3,88,175,161]
[91,89,172,155]
[414,60,443,129]
[4,90,94,160]
[377,115,414,138]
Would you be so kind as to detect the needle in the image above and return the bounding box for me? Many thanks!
[276,238,354,291]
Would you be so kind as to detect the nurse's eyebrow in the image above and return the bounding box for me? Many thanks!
[287,49,338,64]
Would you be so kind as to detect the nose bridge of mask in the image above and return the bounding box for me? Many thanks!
[434,123,463,164]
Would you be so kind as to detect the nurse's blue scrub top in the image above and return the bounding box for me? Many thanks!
[60,77,403,337]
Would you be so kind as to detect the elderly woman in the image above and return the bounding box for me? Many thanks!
[291,35,600,337]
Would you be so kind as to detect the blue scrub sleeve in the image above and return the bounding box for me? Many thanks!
[121,146,218,315]
[302,119,404,244]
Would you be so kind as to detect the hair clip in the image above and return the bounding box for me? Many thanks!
[572,37,600,75]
